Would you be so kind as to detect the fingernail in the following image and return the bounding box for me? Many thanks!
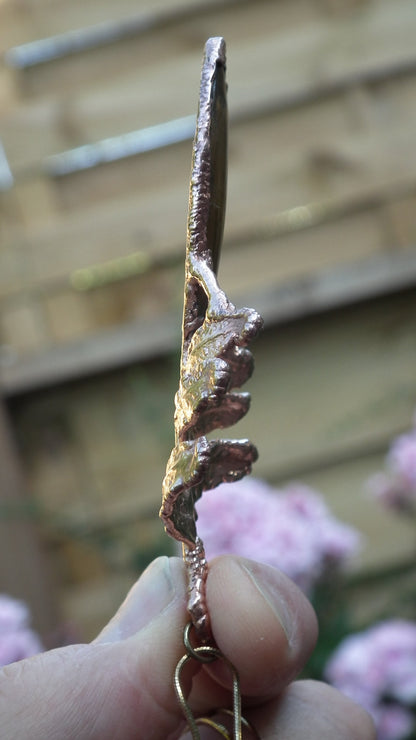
[94,556,185,643]
[241,560,294,644]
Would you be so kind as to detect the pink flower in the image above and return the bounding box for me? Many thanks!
[369,418,416,513]
[390,433,416,490]
[376,706,414,740]
[0,629,43,667]
[0,595,43,667]
[196,477,360,593]
[0,595,29,632]
[325,620,416,740]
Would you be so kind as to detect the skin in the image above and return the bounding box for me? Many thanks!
[0,555,376,739]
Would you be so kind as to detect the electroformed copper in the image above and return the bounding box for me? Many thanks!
[159,36,263,643]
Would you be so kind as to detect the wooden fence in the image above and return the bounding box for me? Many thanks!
[0,0,415,638]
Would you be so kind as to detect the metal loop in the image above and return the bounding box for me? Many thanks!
[174,622,261,739]
[183,620,218,663]
[196,716,230,738]
[219,709,262,739]
[196,712,261,739]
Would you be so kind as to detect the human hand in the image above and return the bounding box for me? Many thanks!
[0,555,375,739]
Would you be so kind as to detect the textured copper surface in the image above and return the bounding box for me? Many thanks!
[160,37,263,641]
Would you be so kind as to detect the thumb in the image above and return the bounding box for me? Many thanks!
[0,555,318,740]
[0,557,189,740]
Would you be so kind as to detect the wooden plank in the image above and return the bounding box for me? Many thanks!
[0,165,413,298]
[249,248,416,325]
[0,0,317,170]
[2,0,247,65]
[0,399,58,636]
[1,0,416,171]
[0,0,217,51]
[58,572,140,641]
[0,296,48,354]
[385,192,416,249]
[0,312,181,395]
[1,182,385,298]
[0,140,13,190]
[1,0,317,104]
[2,104,416,295]
[238,290,416,484]
[1,247,415,395]
[226,114,416,240]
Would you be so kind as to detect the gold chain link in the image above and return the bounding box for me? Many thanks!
[174,623,261,739]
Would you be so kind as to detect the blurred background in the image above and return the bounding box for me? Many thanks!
[0,0,415,645]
